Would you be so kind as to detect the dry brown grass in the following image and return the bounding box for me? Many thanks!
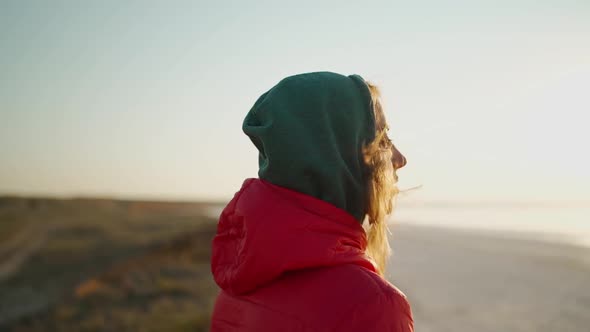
[0,197,223,332]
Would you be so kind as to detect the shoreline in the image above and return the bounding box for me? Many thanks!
[393,219,590,252]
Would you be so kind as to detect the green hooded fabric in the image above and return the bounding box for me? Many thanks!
[243,72,376,222]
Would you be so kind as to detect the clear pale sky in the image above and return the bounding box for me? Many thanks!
[1,0,589,203]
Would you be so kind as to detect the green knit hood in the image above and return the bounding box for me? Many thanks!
[243,72,376,222]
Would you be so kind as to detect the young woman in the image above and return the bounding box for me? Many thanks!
[210,72,413,331]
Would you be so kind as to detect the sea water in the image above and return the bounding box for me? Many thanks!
[393,202,590,248]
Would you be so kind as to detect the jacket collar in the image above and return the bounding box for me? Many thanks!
[211,178,376,295]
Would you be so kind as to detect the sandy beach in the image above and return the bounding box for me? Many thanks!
[389,223,590,332]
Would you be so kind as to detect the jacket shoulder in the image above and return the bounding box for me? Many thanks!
[252,264,413,331]
[333,265,414,332]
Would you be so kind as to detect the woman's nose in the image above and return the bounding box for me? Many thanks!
[391,146,407,170]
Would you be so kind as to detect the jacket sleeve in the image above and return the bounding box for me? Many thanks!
[334,290,414,332]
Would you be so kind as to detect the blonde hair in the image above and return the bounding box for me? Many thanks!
[363,82,399,276]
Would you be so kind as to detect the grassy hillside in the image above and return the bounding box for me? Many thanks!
[0,197,223,332]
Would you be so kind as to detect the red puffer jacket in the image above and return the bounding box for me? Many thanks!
[211,179,413,331]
